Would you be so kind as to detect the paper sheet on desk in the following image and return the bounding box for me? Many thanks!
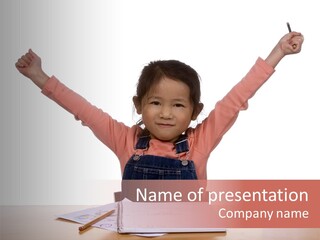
[57,202,118,232]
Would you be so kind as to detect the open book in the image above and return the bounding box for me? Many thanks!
[57,198,226,234]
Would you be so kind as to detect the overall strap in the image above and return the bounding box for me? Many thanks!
[175,134,189,154]
[134,135,150,150]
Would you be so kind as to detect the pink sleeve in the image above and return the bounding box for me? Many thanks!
[41,76,135,158]
[192,57,275,154]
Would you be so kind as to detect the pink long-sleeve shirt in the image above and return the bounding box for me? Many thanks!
[41,57,274,179]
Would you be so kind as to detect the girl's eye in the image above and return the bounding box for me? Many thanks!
[174,103,185,108]
[150,101,160,105]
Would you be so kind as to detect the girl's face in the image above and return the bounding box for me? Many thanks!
[134,77,198,143]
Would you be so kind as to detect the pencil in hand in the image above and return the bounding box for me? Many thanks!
[287,22,292,32]
[78,209,115,232]
[286,22,297,49]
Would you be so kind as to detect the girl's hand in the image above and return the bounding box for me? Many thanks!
[277,31,304,55]
[265,32,304,68]
[15,49,49,89]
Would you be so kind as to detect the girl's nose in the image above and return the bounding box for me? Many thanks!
[159,106,172,119]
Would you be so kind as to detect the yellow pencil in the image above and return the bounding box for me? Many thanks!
[78,209,115,232]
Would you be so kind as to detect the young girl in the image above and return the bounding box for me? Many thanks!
[15,31,303,180]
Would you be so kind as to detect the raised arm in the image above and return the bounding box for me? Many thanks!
[193,31,304,155]
[15,49,135,160]
[15,49,49,89]
[265,31,304,68]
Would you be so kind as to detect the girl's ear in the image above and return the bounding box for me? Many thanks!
[191,103,204,120]
[133,96,142,114]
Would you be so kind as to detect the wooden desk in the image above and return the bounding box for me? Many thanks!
[1,206,319,240]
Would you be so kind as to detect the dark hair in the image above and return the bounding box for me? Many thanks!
[135,60,201,106]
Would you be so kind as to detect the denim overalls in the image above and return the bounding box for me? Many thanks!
[122,134,198,180]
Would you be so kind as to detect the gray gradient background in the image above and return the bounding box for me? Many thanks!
[1,0,319,205]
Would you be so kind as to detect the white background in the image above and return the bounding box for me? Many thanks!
[1,0,319,205]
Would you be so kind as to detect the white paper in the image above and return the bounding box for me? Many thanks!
[57,202,118,231]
